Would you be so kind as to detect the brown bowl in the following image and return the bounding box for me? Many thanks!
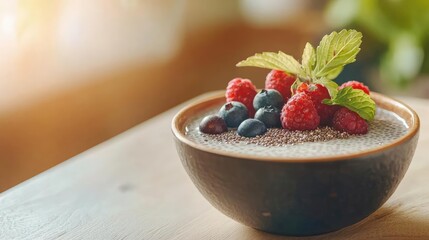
[171,91,419,236]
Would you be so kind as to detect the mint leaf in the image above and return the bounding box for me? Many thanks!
[313,77,339,98]
[314,29,362,79]
[323,87,375,121]
[301,42,316,77]
[290,77,302,94]
[326,66,343,79]
[236,51,301,75]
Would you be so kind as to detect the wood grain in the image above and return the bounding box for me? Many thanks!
[1,94,429,239]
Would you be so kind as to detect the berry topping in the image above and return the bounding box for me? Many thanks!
[332,107,368,134]
[235,29,375,134]
[199,115,227,134]
[237,119,267,137]
[226,78,257,117]
[296,83,338,125]
[280,93,320,130]
[253,89,284,111]
[218,101,249,128]
[265,70,296,101]
[254,106,281,128]
[339,80,370,95]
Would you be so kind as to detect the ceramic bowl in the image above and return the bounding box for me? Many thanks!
[171,91,419,236]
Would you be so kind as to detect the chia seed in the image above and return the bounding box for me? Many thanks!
[203,127,350,147]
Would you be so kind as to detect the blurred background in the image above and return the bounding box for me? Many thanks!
[1,0,429,192]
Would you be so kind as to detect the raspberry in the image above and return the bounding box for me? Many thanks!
[339,80,370,95]
[226,78,257,117]
[280,93,320,130]
[332,107,368,134]
[296,83,338,125]
[265,70,296,101]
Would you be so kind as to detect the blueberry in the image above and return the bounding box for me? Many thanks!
[255,106,281,128]
[237,119,267,137]
[253,89,284,110]
[199,115,227,134]
[219,101,249,128]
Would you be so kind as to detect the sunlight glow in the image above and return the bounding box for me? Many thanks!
[0,14,16,41]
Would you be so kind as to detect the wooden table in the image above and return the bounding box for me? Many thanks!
[1,94,429,239]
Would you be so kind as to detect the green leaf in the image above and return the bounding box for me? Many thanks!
[323,87,375,121]
[301,42,316,77]
[313,29,362,79]
[236,51,301,75]
[313,77,339,98]
[290,77,302,94]
[325,66,344,79]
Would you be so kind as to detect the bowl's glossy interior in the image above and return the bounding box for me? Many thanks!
[172,91,420,236]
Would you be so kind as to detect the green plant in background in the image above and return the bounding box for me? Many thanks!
[325,0,429,87]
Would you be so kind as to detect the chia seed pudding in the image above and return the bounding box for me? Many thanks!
[184,104,408,158]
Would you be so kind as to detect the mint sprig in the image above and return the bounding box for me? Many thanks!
[323,87,376,121]
[301,42,316,78]
[236,29,375,122]
[236,29,362,83]
[236,51,301,75]
[314,29,362,79]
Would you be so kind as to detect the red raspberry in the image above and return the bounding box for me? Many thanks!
[265,70,296,101]
[296,83,338,126]
[226,78,257,117]
[280,93,320,130]
[339,80,370,95]
[332,107,368,134]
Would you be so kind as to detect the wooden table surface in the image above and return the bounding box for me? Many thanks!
[1,93,429,240]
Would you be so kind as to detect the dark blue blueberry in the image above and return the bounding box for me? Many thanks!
[237,119,267,137]
[253,89,284,110]
[218,101,249,128]
[199,115,227,134]
[254,106,281,128]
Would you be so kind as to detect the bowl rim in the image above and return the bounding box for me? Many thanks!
[171,91,420,163]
